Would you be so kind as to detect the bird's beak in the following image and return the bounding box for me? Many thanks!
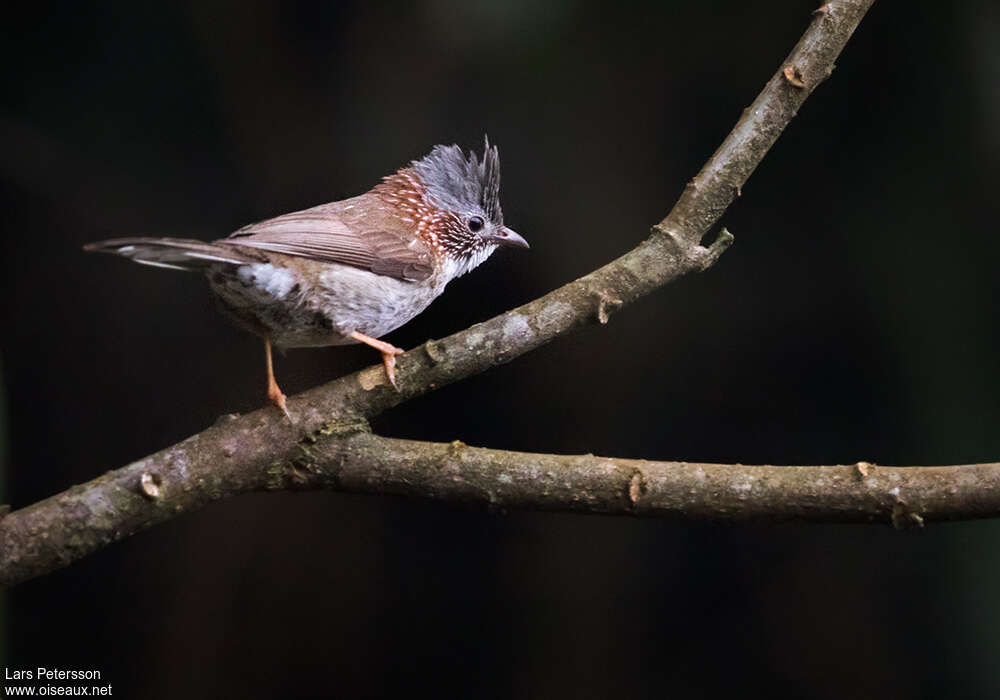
[492,227,530,249]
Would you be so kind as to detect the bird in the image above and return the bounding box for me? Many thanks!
[85,139,528,419]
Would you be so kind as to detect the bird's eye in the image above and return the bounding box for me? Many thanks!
[467,216,485,232]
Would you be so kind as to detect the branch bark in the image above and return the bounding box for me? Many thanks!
[283,437,1000,528]
[0,0,878,586]
[5,430,997,591]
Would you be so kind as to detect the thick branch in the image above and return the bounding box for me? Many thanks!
[0,1,877,586]
[253,435,1000,528]
[3,430,996,584]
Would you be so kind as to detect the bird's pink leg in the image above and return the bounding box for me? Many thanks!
[349,331,405,389]
[264,337,291,420]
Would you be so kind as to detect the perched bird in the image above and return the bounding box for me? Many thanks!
[85,140,528,418]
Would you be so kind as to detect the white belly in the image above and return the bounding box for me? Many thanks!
[211,262,448,349]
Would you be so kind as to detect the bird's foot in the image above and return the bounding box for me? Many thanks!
[349,331,405,390]
[379,347,405,389]
[267,376,292,421]
[265,337,293,421]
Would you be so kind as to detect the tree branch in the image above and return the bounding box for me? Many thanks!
[0,0,877,586]
[5,431,997,590]
[218,435,1000,528]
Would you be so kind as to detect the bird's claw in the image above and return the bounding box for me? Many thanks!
[381,347,405,391]
[347,331,405,392]
[268,384,292,421]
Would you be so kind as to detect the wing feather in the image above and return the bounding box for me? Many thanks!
[217,201,434,282]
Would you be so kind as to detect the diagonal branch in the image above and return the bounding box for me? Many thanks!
[0,0,877,586]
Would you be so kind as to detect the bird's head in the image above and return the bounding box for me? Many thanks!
[379,138,528,278]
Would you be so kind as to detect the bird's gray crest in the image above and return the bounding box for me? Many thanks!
[411,138,503,225]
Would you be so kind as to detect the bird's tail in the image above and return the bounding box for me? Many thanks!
[83,237,257,272]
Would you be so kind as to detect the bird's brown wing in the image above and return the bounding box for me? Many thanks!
[217,199,434,282]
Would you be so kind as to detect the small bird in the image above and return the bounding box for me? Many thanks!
[85,139,528,418]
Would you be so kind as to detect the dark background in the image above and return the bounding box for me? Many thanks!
[3,1,1000,698]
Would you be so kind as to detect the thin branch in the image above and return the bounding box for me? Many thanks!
[0,0,877,586]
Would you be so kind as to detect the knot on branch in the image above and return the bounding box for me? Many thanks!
[139,473,163,500]
[627,469,647,508]
[423,339,444,364]
[783,65,807,89]
[594,291,623,325]
[891,500,925,530]
[690,228,735,272]
[651,225,734,273]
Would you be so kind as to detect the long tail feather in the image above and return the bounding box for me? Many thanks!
[84,237,257,271]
